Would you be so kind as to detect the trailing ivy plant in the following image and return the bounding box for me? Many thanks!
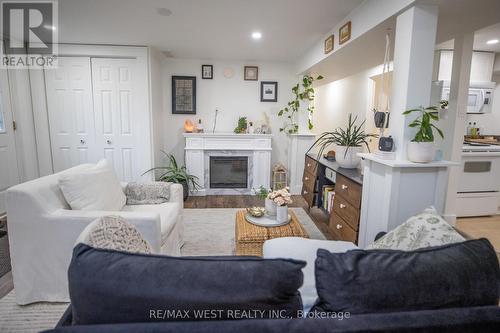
[278,74,323,134]
[403,106,444,142]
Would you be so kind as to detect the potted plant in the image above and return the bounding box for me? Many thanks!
[309,114,377,169]
[143,151,200,201]
[252,186,274,214]
[268,187,292,223]
[234,117,248,134]
[403,106,444,163]
[278,74,323,134]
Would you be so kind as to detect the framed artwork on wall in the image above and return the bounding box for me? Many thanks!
[244,66,258,80]
[172,76,196,114]
[339,21,352,45]
[324,34,334,54]
[202,64,213,79]
[260,81,278,102]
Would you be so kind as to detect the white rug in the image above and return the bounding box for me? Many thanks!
[0,208,324,332]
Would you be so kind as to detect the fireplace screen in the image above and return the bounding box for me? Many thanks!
[210,156,248,189]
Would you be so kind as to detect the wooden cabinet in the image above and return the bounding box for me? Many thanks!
[301,155,363,244]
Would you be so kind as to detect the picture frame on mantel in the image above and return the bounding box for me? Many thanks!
[339,21,351,45]
[260,81,278,102]
[201,64,213,79]
[324,34,334,54]
[172,76,196,114]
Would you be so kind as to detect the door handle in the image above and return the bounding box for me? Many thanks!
[80,139,86,145]
[341,184,348,190]
[304,176,309,181]
[340,204,346,209]
[336,224,342,229]
[106,139,112,145]
[303,190,308,195]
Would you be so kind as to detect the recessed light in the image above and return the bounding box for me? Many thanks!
[251,32,262,40]
[157,8,172,16]
[486,39,499,45]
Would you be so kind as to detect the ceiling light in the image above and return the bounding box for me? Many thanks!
[486,39,499,45]
[157,8,172,16]
[251,32,262,40]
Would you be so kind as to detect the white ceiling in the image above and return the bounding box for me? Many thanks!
[474,22,500,52]
[58,0,363,62]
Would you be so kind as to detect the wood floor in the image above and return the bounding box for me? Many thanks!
[185,195,334,239]
[456,215,500,253]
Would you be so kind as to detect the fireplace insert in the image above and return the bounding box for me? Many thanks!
[210,156,248,189]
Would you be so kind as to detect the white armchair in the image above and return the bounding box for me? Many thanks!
[6,164,183,305]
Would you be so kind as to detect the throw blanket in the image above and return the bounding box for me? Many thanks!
[125,182,171,205]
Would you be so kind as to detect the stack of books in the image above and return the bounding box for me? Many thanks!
[322,185,335,213]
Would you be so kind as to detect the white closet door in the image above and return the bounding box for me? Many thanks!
[44,57,95,172]
[0,68,20,191]
[91,58,142,182]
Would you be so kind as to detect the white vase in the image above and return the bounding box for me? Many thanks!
[265,198,277,216]
[335,146,362,169]
[276,205,289,223]
[407,141,435,163]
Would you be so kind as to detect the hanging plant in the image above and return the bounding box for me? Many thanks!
[278,74,323,134]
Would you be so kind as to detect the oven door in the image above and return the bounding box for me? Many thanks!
[458,153,500,193]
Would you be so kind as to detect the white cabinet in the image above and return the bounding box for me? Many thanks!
[43,49,153,181]
[434,50,495,82]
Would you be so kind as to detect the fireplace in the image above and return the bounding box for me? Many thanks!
[209,156,248,189]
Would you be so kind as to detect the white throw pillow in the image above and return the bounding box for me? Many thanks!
[367,207,465,250]
[58,160,126,211]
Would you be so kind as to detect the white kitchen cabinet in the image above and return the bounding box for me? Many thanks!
[434,50,495,82]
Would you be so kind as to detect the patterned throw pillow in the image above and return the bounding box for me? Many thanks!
[76,216,152,254]
[367,207,465,251]
[125,182,171,205]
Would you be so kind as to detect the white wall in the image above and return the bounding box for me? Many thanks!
[466,74,500,134]
[160,58,297,168]
[312,65,387,150]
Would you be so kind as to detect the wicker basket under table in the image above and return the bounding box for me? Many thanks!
[235,210,309,256]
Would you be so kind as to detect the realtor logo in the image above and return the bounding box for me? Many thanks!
[1,0,58,68]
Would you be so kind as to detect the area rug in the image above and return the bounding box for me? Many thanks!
[0,208,324,332]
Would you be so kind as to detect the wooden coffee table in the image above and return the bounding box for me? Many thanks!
[235,210,309,256]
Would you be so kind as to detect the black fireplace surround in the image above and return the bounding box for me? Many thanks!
[209,156,248,189]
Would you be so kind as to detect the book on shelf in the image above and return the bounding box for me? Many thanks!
[322,185,335,213]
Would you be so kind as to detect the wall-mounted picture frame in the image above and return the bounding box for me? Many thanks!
[324,34,334,54]
[244,66,258,81]
[172,76,196,114]
[202,64,213,79]
[339,21,351,45]
[260,81,278,102]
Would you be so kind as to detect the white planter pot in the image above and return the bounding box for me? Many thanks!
[265,198,277,216]
[276,205,289,223]
[407,141,435,163]
[335,146,362,169]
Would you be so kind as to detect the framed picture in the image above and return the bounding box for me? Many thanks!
[260,81,278,102]
[324,35,334,54]
[339,21,351,45]
[172,76,196,114]
[202,64,213,79]
[244,66,258,81]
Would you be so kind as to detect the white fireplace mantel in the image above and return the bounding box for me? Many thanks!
[183,133,272,196]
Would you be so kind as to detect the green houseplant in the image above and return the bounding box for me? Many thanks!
[234,117,248,134]
[403,106,444,163]
[309,114,377,169]
[143,151,200,201]
[278,74,323,134]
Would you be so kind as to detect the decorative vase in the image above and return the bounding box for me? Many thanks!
[265,198,277,216]
[407,141,435,163]
[335,146,362,169]
[276,205,288,223]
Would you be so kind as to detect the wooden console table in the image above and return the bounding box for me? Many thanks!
[302,153,363,245]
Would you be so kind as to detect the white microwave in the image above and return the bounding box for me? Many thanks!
[432,81,495,114]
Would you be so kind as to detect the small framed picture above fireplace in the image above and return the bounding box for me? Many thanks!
[260,81,278,102]
[172,76,196,114]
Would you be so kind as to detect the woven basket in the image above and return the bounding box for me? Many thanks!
[0,228,11,278]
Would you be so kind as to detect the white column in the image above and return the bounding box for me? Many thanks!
[389,4,439,160]
[287,134,316,194]
[442,34,474,224]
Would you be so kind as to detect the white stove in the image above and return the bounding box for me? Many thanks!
[457,142,500,217]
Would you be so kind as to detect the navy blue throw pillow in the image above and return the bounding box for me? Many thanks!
[312,238,499,314]
[68,244,305,325]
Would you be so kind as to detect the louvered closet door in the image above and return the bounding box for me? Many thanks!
[44,57,95,171]
[91,58,140,182]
